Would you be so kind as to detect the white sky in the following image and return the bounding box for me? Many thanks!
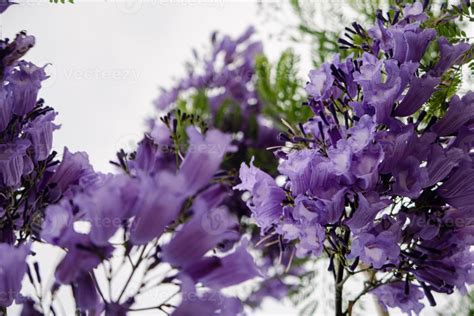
[2,0,302,173]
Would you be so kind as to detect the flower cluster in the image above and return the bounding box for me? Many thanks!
[0,10,265,316]
[148,26,308,310]
[134,33,321,314]
[40,124,263,314]
[153,26,279,150]
[0,29,59,309]
[3,1,473,315]
[0,34,55,189]
[236,1,474,314]
[154,26,261,115]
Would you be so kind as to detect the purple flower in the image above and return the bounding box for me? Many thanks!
[42,199,74,245]
[162,205,239,268]
[24,110,58,161]
[431,37,471,77]
[75,174,140,246]
[411,248,474,294]
[307,158,344,200]
[392,27,435,64]
[0,88,13,132]
[321,189,347,224]
[129,172,186,245]
[294,224,326,258]
[130,132,173,175]
[1,32,35,70]
[154,26,261,121]
[403,1,428,23]
[234,159,285,230]
[0,139,30,187]
[345,192,390,231]
[8,61,47,116]
[187,238,261,289]
[172,275,243,316]
[179,127,235,196]
[327,140,353,176]
[394,75,440,117]
[305,63,334,101]
[55,233,113,284]
[438,162,474,210]
[229,5,474,314]
[373,282,424,316]
[43,201,114,284]
[0,0,15,14]
[425,145,464,187]
[377,124,420,174]
[351,143,384,190]
[391,155,428,199]
[192,184,229,215]
[0,243,29,307]
[368,20,393,51]
[431,92,474,136]
[48,147,95,197]
[347,115,375,153]
[292,195,323,223]
[278,149,315,195]
[72,273,102,313]
[349,230,400,268]
[354,57,402,123]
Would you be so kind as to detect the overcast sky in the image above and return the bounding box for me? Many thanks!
[2,0,306,173]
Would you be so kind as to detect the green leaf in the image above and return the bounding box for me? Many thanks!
[255,50,312,128]
[426,69,462,117]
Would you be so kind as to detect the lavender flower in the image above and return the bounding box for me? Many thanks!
[0,243,29,307]
[235,2,474,314]
[234,158,286,230]
[373,282,425,316]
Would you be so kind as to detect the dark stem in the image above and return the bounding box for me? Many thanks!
[117,246,147,302]
[335,256,344,316]
[335,224,352,316]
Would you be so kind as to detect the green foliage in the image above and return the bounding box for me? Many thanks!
[255,49,312,128]
[469,59,474,78]
[176,89,209,119]
[288,0,348,66]
[346,0,383,21]
[436,21,467,41]
[212,99,243,134]
[427,69,463,118]
[160,106,208,166]
[423,1,474,44]
[421,2,474,117]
